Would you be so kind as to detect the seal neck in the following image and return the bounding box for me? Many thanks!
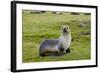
[62,32,70,36]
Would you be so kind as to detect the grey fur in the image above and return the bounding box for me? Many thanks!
[39,39,64,56]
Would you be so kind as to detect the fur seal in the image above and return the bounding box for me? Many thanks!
[39,25,71,56]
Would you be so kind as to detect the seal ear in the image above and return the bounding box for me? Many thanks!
[66,25,69,30]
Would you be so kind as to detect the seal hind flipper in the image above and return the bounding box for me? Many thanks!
[39,52,46,57]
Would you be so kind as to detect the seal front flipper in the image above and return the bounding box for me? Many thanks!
[66,48,70,53]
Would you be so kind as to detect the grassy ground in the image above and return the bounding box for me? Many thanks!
[22,10,91,63]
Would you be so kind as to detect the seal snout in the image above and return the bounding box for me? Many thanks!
[61,25,69,33]
[63,28,67,32]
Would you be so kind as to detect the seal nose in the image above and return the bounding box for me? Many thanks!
[63,28,67,32]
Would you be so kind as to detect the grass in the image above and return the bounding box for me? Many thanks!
[22,10,91,63]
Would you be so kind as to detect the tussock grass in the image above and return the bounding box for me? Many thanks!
[22,10,91,63]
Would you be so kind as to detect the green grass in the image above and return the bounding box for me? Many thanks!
[22,10,91,63]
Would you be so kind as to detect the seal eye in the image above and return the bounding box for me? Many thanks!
[66,27,68,29]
